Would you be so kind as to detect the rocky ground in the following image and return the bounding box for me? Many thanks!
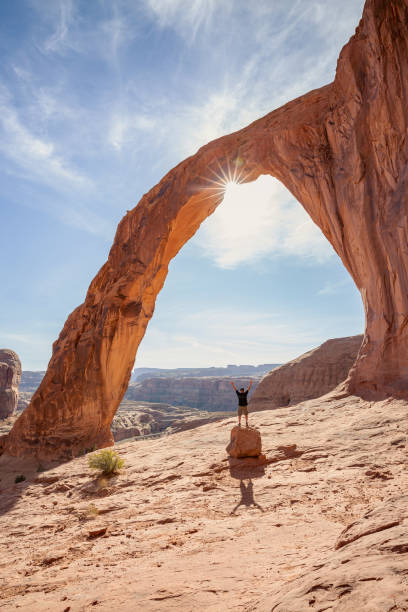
[0,393,407,611]
[113,401,231,441]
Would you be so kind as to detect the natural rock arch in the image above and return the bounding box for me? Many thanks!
[4,0,408,459]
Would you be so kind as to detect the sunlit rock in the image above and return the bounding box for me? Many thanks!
[0,349,21,420]
[5,0,408,459]
[251,335,363,411]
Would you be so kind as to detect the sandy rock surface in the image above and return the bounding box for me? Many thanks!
[251,336,363,411]
[1,393,407,611]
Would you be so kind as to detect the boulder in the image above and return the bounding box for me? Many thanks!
[0,349,22,420]
[226,426,262,458]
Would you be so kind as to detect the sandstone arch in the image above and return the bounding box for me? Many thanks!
[4,0,408,459]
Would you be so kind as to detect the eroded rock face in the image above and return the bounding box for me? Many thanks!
[251,335,363,411]
[5,0,408,459]
[0,350,21,420]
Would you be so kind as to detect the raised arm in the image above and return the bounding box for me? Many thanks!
[230,381,237,391]
[248,380,253,391]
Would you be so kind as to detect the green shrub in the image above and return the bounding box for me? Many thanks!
[88,449,124,475]
[15,474,26,483]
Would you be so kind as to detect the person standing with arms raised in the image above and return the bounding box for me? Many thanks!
[230,380,253,427]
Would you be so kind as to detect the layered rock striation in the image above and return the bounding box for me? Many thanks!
[5,0,408,458]
[126,376,258,412]
[0,350,22,420]
[251,335,363,411]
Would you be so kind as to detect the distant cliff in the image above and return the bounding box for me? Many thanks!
[19,370,263,413]
[126,376,259,411]
[19,371,45,393]
[131,364,279,382]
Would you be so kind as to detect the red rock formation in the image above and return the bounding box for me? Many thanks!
[0,350,21,420]
[4,0,408,459]
[251,335,363,411]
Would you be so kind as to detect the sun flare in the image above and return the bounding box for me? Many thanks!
[198,159,251,204]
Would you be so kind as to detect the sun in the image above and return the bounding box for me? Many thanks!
[198,159,250,203]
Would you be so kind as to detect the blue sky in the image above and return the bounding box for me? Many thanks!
[0,0,365,371]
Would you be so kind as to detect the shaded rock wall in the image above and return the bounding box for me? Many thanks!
[5,0,408,459]
[251,335,363,411]
[0,350,21,420]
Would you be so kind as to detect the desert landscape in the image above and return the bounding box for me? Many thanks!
[1,0,408,610]
[1,392,407,610]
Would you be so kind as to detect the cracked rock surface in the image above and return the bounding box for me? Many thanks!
[1,393,407,611]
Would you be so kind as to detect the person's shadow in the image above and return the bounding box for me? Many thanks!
[231,478,264,514]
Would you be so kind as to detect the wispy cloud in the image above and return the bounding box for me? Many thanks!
[193,175,333,268]
[136,305,337,368]
[0,85,90,189]
[144,0,228,41]
[318,278,353,295]
[41,0,77,54]
[108,112,156,151]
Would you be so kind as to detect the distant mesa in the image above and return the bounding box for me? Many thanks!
[19,370,45,393]
[0,349,21,420]
[131,364,279,382]
[126,375,262,412]
[251,335,363,412]
[17,366,276,413]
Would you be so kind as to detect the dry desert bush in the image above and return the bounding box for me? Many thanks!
[88,449,124,476]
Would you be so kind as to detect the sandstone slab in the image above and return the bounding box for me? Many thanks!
[1,395,408,610]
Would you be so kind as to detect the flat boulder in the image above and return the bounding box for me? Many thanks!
[226,426,262,458]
